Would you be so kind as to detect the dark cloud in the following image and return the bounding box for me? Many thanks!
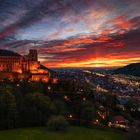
[0,0,94,39]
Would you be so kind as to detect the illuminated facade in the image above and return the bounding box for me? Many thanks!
[0,49,55,82]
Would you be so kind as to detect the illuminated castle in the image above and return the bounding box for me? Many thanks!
[0,49,57,83]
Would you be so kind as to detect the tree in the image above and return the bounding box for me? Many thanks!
[81,101,96,126]
[25,93,56,121]
[0,87,17,129]
[23,82,45,93]
[47,115,69,131]
[53,100,67,115]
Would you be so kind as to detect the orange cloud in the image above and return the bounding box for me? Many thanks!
[69,38,95,44]
[108,41,125,47]
[49,28,76,39]
[50,33,61,38]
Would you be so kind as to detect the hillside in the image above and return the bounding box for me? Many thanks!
[114,63,140,76]
[0,127,126,140]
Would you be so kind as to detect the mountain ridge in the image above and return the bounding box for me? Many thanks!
[114,62,140,77]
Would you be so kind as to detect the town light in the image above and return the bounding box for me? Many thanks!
[64,95,69,101]
[17,84,20,87]
[96,119,99,122]
[48,86,51,90]
[108,122,112,127]
[69,114,73,118]
[83,97,86,101]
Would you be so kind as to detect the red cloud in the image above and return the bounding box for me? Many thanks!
[108,41,125,47]
[42,36,114,54]
[70,38,94,44]
[109,16,135,30]
[0,24,17,39]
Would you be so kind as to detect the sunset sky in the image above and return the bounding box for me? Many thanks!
[0,0,140,67]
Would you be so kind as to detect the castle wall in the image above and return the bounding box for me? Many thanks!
[30,74,50,82]
[0,72,29,81]
[0,56,22,73]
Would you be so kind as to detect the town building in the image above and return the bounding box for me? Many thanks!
[108,115,129,130]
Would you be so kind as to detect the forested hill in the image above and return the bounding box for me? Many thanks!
[114,63,140,77]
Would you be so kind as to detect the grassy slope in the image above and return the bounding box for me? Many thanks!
[0,127,126,140]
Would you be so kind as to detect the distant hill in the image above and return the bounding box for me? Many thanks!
[114,63,140,77]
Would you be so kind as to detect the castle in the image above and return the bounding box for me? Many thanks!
[0,49,57,83]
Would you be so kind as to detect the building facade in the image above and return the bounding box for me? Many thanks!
[0,49,55,83]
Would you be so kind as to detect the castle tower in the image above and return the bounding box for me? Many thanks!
[28,49,38,61]
[28,49,40,71]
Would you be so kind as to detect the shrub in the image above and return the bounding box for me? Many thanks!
[47,115,69,131]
